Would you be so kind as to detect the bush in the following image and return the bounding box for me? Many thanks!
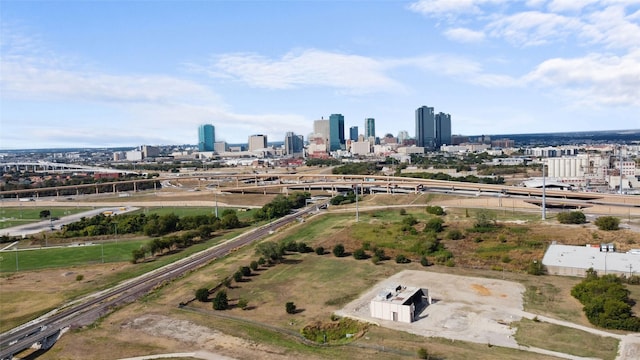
[213,290,228,310]
[595,216,620,231]
[223,278,232,288]
[353,248,367,260]
[75,274,84,281]
[399,208,407,215]
[420,256,430,267]
[445,259,455,267]
[315,246,325,255]
[250,260,259,271]
[417,347,431,359]
[557,211,586,224]
[446,229,463,240]
[233,271,243,282]
[527,260,545,275]
[426,205,444,216]
[424,218,444,233]
[333,244,345,257]
[371,255,380,264]
[395,254,411,264]
[374,247,386,260]
[195,287,210,302]
[286,301,297,314]
[237,298,249,310]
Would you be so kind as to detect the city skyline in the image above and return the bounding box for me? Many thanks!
[1,1,639,150]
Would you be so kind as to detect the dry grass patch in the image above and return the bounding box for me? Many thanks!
[514,318,619,360]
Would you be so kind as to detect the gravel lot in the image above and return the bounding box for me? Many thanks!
[336,270,526,348]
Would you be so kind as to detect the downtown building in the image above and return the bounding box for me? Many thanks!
[415,106,451,151]
[284,132,304,157]
[198,124,215,152]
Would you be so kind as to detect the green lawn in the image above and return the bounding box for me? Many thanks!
[0,207,90,229]
[0,241,144,272]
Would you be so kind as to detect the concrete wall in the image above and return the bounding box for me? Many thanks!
[370,301,413,323]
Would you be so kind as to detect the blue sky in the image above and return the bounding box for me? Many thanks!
[1,0,639,149]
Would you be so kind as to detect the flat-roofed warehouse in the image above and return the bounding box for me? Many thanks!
[542,244,640,277]
[370,284,431,323]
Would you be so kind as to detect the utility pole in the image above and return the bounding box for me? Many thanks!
[542,160,546,220]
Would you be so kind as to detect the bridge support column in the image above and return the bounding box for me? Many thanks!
[113,184,116,193]
[95,185,99,194]
[134,182,137,192]
[56,190,59,197]
[76,188,79,196]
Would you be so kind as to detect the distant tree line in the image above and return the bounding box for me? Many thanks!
[63,209,242,238]
[253,192,310,221]
[332,162,379,175]
[400,172,505,185]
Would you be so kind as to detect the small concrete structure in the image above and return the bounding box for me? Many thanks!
[543,243,640,277]
[370,284,430,323]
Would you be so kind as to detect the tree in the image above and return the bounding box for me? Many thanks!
[417,347,431,360]
[250,260,259,271]
[426,205,444,216]
[213,291,229,310]
[286,301,297,314]
[333,244,345,257]
[527,260,545,275]
[446,229,463,240]
[557,211,586,224]
[233,271,243,283]
[395,254,411,264]
[315,246,325,255]
[475,209,496,228]
[195,287,210,302]
[595,216,620,231]
[420,256,430,267]
[39,210,51,219]
[255,241,285,262]
[240,266,251,277]
[353,248,367,260]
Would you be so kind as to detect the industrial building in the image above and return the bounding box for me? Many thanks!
[542,243,640,277]
[370,284,431,323]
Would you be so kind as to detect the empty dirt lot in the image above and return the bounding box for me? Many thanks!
[337,270,527,348]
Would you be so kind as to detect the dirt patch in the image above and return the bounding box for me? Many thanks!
[471,284,491,296]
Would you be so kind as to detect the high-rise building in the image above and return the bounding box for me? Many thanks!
[198,124,215,152]
[329,114,345,151]
[397,130,410,145]
[284,132,304,156]
[416,107,452,150]
[365,118,375,139]
[415,106,435,149]
[313,119,330,145]
[349,126,359,141]
[435,112,452,147]
[248,134,268,152]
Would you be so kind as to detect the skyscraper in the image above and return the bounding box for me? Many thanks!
[198,124,215,152]
[284,132,304,156]
[349,126,359,141]
[415,106,435,149]
[435,112,452,146]
[329,113,345,151]
[248,134,267,151]
[365,118,375,139]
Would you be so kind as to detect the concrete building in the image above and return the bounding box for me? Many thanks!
[370,284,430,323]
[543,244,640,278]
[198,124,215,152]
[365,118,375,139]
[329,114,345,151]
[351,140,371,155]
[397,130,410,145]
[248,134,268,152]
[141,145,160,158]
[125,150,143,161]
[214,141,228,153]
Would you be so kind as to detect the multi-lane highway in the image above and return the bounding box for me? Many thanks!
[0,202,324,360]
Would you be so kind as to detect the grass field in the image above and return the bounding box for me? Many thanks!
[0,241,144,272]
[514,318,619,360]
[0,207,90,229]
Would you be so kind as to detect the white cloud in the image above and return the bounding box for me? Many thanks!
[547,0,599,13]
[197,49,405,94]
[487,11,583,46]
[408,0,505,16]
[523,50,640,106]
[444,27,486,43]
